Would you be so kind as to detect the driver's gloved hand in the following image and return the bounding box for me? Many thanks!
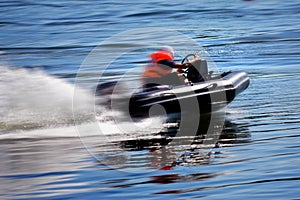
[177,67,184,73]
[183,62,192,68]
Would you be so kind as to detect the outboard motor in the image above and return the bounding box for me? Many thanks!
[183,54,209,83]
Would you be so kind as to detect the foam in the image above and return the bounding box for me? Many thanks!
[0,66,94,131]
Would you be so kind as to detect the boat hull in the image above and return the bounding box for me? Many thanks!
[128,71,250,117]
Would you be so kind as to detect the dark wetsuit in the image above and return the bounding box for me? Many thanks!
[157,60,176,69]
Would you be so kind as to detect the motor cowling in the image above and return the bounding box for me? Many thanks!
[186,56,209,83]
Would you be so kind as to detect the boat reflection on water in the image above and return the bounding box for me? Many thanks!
[118,112,251,169]
[144,118,250,194]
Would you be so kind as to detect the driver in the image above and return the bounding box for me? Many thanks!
[142,46,191,89]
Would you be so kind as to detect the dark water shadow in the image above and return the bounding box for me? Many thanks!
[91,114,251,190]
[121,114,250,148]
[117,113,251,168]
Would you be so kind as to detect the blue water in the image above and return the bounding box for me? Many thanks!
[1,0,300,199]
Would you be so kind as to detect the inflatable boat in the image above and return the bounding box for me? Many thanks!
[96,54,250,117]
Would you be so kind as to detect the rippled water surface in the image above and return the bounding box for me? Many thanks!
[1,0,300,199]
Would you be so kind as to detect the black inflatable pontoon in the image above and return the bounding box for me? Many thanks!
[96,54,250,117]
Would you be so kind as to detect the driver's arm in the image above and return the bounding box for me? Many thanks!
[174,63,191,68]
[158,60,191,69]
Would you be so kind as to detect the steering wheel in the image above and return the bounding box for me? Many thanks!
[181,53,197,64]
